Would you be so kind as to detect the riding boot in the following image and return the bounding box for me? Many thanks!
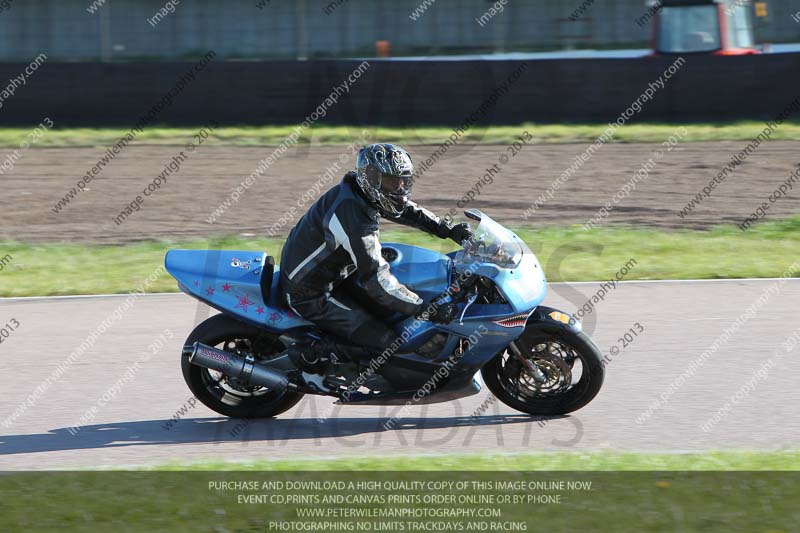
[286,339,327,374]
[286,338,373,394]
[316,338,375,362]
[287,337,375,372]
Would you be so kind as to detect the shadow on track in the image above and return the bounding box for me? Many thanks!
[0,414,569,456]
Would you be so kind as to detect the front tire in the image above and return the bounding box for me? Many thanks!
[181,314,304,419]
[482,328,604,416]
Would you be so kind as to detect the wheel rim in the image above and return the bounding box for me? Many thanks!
[198,335,287,408]
[496,336,589,405]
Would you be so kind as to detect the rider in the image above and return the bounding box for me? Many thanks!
[279,143,472,390]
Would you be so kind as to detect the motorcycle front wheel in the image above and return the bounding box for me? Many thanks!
[181,314,304,419]
[481,328,604,416]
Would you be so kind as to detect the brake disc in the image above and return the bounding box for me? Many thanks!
[532,355,571,392]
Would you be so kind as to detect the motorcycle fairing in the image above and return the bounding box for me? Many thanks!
[383,241,546,314]
[165,242,543,364]
[381,243,451,302]
[380,242,543,356]
[446,250,547,313]
[164,249,312,330]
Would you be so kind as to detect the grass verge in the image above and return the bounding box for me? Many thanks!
[149,450,800,471]
[5,121,800,147]
[1,217,799,297]
[3,452,797,531]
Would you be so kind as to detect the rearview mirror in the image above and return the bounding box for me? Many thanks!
[464,209,482,222]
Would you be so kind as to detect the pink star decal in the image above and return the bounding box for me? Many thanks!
[222,283,231,292]
[235,294,255,312]
[256,306,264,315]
[206,286,215,296]
[285,310,294,318]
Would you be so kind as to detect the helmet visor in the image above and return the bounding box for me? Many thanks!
[378,173,412,215]
[379,174,411,195]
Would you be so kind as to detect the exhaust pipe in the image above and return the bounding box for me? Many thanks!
[183,342,292,391]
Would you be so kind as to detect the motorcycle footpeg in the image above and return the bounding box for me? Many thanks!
[300,372,333,394]
[287,342,327,373]
[287,338,354,371]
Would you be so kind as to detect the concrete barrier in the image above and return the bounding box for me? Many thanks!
[0,53,797,126]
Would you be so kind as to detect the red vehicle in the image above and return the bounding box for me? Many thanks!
[651,0,760,55]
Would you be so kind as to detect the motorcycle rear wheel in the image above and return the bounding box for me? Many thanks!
[482,329,604,416]
[181,314,304,419]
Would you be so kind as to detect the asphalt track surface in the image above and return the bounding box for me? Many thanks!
[1,279,798,470]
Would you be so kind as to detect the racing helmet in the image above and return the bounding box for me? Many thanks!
[355,143,414,217]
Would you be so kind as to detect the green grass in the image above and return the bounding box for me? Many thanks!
[5,121,800,147]
[3,453,798,531]
[1,217,799,297]
[148,450,800,471]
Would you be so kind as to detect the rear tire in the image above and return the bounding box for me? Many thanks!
[481,328,604,416]
[181,314,304,419]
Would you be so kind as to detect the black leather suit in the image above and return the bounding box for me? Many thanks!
[279,172,452,353]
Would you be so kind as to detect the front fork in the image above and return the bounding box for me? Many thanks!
[507,305,583,383]
[508,340,548,383]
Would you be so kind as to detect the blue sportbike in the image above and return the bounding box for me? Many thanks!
[166,209,604,419]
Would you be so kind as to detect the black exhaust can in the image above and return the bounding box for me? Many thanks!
[183,342,290,391]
